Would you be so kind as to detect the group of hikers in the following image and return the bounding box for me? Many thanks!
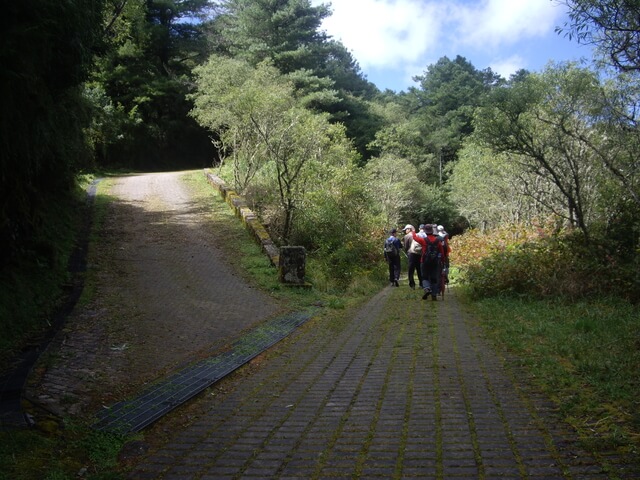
[383,223,451,300]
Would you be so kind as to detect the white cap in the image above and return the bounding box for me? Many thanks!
[437,225,444,231]
[403,224,414,231]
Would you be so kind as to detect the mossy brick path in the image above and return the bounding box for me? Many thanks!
[93,309,315,433]
[126,286,636,479]
[17,170,637,477]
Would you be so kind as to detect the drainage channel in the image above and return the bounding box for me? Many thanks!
[93,309,317,434]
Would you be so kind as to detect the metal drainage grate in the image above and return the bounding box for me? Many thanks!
[93,309,315,433]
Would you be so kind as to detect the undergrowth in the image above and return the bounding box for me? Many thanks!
[0,176,95,372]
[467,293,640,468]
[0,422,126,480]
[451,223,639,301]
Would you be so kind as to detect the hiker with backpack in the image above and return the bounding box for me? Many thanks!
[383,228,402,287]
[437,225,451,284]
[410,224,445,300]
[402,224,423,290]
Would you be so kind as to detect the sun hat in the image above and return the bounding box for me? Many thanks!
[424,224,434,234]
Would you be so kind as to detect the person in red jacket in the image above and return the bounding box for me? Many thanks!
[437,225,451,284]
[411,224,445,300]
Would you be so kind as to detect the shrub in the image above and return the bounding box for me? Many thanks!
[452,223,639,301]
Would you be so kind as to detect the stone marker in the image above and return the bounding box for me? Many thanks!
[279,246,307,285]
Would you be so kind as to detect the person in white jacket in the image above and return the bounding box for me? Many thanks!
[402,225,423,290]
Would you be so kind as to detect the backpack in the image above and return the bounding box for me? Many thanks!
[424,236,439,264]
[409,238,422,255]
[438,233,450,256]
[384,237,399,258]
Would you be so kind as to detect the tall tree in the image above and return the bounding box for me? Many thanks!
[474,63,606,239]
[557,0,640,72]
[214,0,330,73]
[89,0,213,168]
[1,0,105,263]
[556,1,640,211]
[412,56,500,172]
[210,0,381,159]
[190,56,358,243]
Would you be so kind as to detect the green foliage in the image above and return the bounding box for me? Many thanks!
[449,142,542,228]
[452,222,639,301]
[411,55,499,173]
[191,56,363,244]
[363,154,423,227]
[190,56,293,141]
[89,0,213,168]
[474,63,640,239]
[0,187,84,369]
[558,0,640,72]
[411,183,457,231]
[214,0,331,73]
[278,161,384,284]
[210,0,380,159]
[471,295,640,458]
[325,92,386,160]
[1,0,104,265]
[367,55,503,200]
[318,40,378,99]
[0,421,126,480]
[285,68,340,111]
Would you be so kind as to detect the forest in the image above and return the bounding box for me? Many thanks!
[2,0,639,348]
[1,2,640,475]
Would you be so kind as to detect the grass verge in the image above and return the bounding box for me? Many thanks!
[182,170,384,312]
[462,291,640,469]
[0,423,126,480]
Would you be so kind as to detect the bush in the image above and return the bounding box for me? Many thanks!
[0,187,82,368]
[452,223,639,301]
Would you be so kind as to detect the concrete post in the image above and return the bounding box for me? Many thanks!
[278,246,306,285]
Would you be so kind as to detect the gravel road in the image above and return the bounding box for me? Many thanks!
[27,171,281,418]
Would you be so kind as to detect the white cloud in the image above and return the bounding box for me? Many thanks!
[489,54,526,78]
[452,0,563,49]
[314,0,563,68]
[312,0,579,90]
[316,0,442,69]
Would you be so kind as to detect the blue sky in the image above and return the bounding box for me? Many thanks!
[311,0,595,92]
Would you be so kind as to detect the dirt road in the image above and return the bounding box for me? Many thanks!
[27,171,281,417]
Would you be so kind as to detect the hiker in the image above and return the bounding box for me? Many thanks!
[417,224,427,238]
[437,225,451,285]
[402,224,423,290]
[437,224,451,265]
[411,224,444,300]
[383,228,402,287]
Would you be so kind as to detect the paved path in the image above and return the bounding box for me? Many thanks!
[24,170,633,478]
[126,286,614,479]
